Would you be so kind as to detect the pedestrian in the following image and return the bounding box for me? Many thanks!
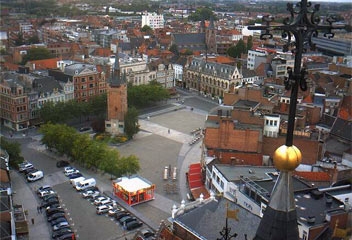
[36,206,40,214]
[168,129,170,134]
[39,206,42,213]
[31,218,34,224]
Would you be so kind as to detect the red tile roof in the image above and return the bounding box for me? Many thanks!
[294,171,331,182]
[27,57,60,70]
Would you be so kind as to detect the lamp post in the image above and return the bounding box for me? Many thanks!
[247,1,344,239]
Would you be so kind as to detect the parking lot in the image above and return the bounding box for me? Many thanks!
[11,108,208,240]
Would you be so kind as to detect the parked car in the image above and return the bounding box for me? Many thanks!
[79,127,92,132]
[39,190,56,199]
[27,170,44,182]
[19,162,33,172]
[96,205,113,215]
[107,207,124,217]
[68,173,83,180]
[140,229,155,239]
[115,211,130,221]
[46,208,64,217]
[82,190,100,199]
[82,186,99,194]
[75,178,96,191]
[42,192,58,201]
[126,220,143,231]
[56,232,75,240]
[51,227,72,239]
[96,198,114,207]
[22,167,37,175]
[42,195,59,203]
[37,185,52,195]
[52,221,70,231]
[50,217,67,226]
[64,169,79,176]
[94,196,108,206]
[119,216,137,226]
[47,212,65,222]
[56,160,70,168]
[42,199,59,209]
[24,168,38,176]
[45,203,61,211]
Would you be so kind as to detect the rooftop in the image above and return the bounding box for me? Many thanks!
[113,176,153,193]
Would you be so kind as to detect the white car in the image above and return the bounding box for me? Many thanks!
[96,205,113,215]
[82,190,100,199]
[19,163,33,172]
[94,196,108,206]
[39,190,56,198]
[64,168,79,176]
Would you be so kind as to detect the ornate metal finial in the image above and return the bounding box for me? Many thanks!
[248,0,344,146]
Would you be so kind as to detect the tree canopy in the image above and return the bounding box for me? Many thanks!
[227,39,247,58]
[0,137,24,169]
[21,47,53,64]
[39,123,140,176]
[188,7,217,21]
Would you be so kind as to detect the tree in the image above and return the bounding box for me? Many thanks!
[141,25,153,33]
[28,34,40,44]
[117,155,140,176]
[188,7,217,21]
[227,39,246,58]
[169,44,179,56]
[0,137,24,169]
[124,107,139,139]
[14,32,25,46]
[21,47,53,64]
[246,36,253,51]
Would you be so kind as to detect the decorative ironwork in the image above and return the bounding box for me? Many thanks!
[248,0,343,146]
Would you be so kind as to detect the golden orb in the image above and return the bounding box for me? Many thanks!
[273,145,302,171]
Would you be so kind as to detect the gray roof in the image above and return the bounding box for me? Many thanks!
[172,33,206,51]
[330,117,352,142]
[233,99,260,110]
[63,63,97,76]
[32,76,63,95]
[175,198,261,240]
[215,164,276,182]
[188,57,238,79]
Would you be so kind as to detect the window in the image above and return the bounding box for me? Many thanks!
[81,78,86,83]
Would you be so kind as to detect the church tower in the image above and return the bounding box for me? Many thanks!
[105,53,127,135]
[206,17,217,54]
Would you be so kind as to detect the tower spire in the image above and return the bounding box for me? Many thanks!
[110,52,122,87]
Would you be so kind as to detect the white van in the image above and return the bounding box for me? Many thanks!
[27,170,44,182]
[71,177,85,187]
[75,178,96,191]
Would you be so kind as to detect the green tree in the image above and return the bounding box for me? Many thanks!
[188,7,217,21]
[21,47,53,65]
[227,39,246,58]
[124,107,139,139]
[71,134,92,164]
[141,25,153,33]
[99,148,121,178]
[127,81,169,108]
[15,32,25,46]
[169,44,179,56]
[28,34,40,44]
[181,49,193,56]
[117,155,140,176]
[0,137,24,169]
[247,36,253,51]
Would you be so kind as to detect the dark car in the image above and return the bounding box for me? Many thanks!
[42,199,59,208]
[50,217,67,226]
[22,167,37,175]
[47,212,65,222]
[115,211,130,221]
[119,216,136,226]
[52,227,72,239]
[42,193,58,202]
[67,172,83,179]
[125,220,143,231]
[140,229,155,239]
[46,208,64,217]
[56,232,75,240]
[56,160,69,168]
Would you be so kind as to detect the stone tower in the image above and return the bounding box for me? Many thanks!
[206,17,217,54]
[105,53,127,135]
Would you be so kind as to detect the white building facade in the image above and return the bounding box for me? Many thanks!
[141,12,164,29]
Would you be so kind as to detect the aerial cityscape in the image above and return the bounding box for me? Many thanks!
[0,0,351,240]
